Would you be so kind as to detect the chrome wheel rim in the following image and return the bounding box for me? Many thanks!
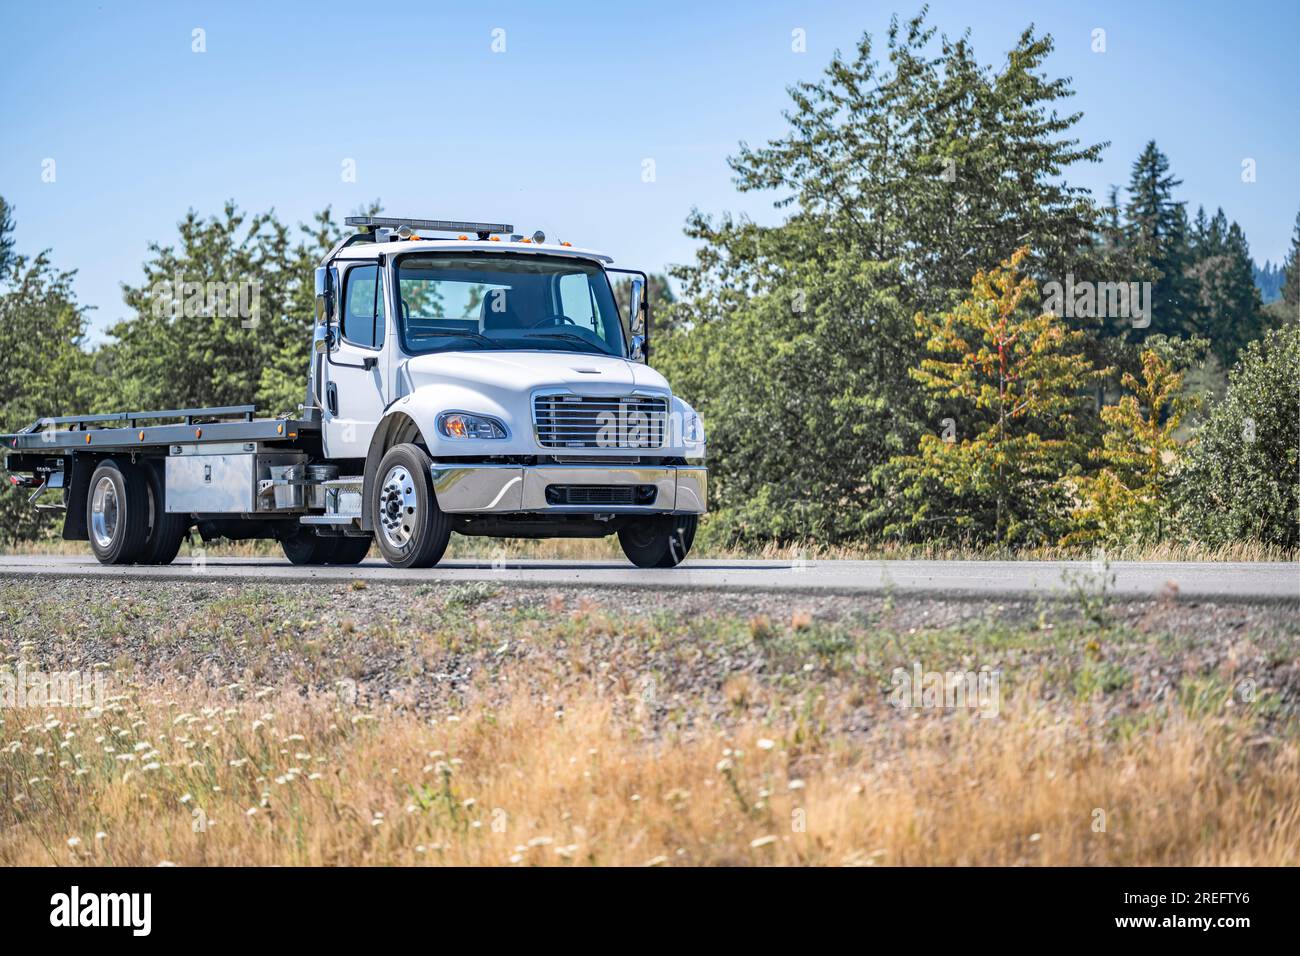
[378,464,418,550]
[90,476,119,550]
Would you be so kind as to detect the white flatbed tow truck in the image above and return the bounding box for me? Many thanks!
[1,216,706,569]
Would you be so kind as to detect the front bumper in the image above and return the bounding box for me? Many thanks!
[429,463,707,515]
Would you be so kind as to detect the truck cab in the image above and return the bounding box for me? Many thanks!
[309,216,707,568]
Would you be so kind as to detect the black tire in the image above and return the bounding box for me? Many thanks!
[138,460,189,565]
[326,535,372,565]
[280,529,338,565]
[371,443,450,569]
[86,459,151,565]
[618,514,698,568]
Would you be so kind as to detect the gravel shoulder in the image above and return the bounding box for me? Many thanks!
[3,577,1297,736]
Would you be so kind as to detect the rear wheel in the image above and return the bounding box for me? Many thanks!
[327,535,372,565]
[138,460,189,565]
[280,529,338,565]
[618,514,697,568]
[86,460,150,565]
[371,443,450,568]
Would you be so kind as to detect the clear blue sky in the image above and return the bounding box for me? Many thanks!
[3,0,1297,340]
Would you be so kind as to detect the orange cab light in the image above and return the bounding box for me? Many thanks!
[85,434,92,444]
[276,423,284,435]
[489,236,500,241]
[195,428,202,439]
[520,237,531,243]
[560,241,572,247]
[457,234,468,240]
[138,430,146,440]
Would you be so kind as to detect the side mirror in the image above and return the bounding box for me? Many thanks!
[627,275,650,362]
[628,277,646,335]
[313,323,333,354]
[314,267,334,326]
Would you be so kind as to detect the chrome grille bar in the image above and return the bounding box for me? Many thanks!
[532,394,668,448]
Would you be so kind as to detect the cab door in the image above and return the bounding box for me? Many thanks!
[322,262,388,458]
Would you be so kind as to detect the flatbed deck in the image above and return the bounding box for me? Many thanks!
[2,405,317,456]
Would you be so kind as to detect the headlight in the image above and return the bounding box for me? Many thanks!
[437,411,508,440]
[683,412,706,446]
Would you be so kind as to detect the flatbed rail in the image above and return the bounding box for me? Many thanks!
[2,405,317,455]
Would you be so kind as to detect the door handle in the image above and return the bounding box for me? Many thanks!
[326,382,338,416]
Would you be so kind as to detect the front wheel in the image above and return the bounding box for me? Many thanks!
[618,514,697,568]
[370,443,450,568]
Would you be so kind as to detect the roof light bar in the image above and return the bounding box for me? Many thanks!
[344,216,514,235]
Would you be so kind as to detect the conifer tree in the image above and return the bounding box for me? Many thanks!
[883,247,1103,546]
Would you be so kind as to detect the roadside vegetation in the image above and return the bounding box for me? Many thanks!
[3,9,1299,558]
[2,580,1297,866]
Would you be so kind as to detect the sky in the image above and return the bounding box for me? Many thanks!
[2,0,1298,340]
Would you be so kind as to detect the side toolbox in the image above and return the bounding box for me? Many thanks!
[165,447,306,514]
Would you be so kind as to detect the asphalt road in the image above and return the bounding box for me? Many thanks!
[0,555,1295,601]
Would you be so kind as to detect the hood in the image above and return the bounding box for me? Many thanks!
[401,350,671,395]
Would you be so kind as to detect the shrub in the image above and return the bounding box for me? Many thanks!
[1176,325,1299,548]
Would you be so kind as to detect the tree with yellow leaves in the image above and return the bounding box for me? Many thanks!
[880,247,1103,546]
[1064,347,1191,547]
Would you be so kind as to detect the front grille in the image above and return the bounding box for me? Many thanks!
[545,484,658,506]
[533,394,668,448]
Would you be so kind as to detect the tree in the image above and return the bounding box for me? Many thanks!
[1064,346,1191,547]
[1176,324,1300,548]
[98,203,356,417]
[1282,210,1300,311]
[0,197,14,276]
[881,248,1102,546]
[0,200,94,543]
[659,11,1107,543]
[1123,142,1198,342]
[1188,207,1267,367]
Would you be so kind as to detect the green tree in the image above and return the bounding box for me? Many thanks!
[1176,324,1300,548]
[660,11,1107,543]
[1281,210,1300,311]
[1188,207,1267,367]
[0,201,94,543]
[882,248,1102,546]
[0,197,15,276]
[1122,142,1199,343]
[99,202,355,417]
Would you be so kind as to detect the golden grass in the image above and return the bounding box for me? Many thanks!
[3,679,1296,866]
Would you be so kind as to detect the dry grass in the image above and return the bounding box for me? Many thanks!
[3,678,1297,866]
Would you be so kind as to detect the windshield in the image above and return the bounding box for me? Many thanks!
[395,254,626,357]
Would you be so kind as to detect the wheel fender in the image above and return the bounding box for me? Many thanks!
[61,453,94,541]
[360,410,427,531]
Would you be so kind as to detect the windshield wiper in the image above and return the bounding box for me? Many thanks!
[522,332,610,354]
[413,330,494,347]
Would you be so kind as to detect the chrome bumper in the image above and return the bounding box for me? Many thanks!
[429,463,707,514]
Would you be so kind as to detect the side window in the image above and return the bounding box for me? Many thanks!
[342,265,385,349]
[557,273,598,335]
